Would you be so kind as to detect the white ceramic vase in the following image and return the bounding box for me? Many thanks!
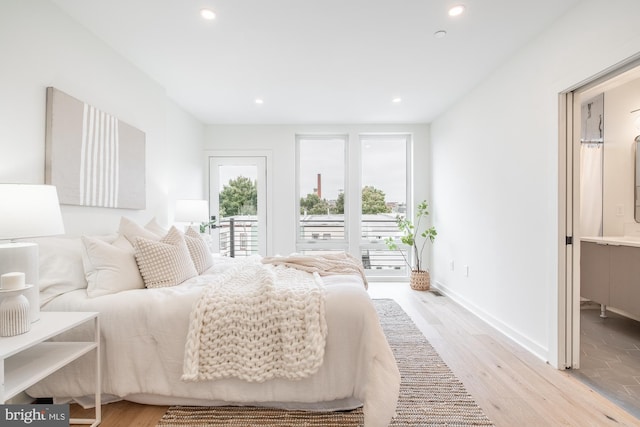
[0,293,31,337]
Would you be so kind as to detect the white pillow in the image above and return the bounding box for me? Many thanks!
[134,226,198,288]
[80,236,145,298]
[184,227,214,274]
[25,237,88,305]
[119,216,161,245]
[145,217,168,236]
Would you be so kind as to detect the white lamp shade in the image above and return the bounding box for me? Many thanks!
[0,184,65,240]
[175,199,208,223]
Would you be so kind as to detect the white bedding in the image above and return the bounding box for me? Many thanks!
[27,257,400,427]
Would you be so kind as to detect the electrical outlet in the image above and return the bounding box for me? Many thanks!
[464,265,469,277]
[449,260,454,271]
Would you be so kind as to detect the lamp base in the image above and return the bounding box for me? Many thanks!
[0,243,40,322]
[0,293,31,336]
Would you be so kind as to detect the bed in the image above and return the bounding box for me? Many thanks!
[24,218,401,427]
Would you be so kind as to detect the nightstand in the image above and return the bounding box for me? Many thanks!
[0,311,101,426]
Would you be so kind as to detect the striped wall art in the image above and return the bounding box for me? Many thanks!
[45,87,146,209]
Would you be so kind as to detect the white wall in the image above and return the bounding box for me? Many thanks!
[430,0,640,367]
[588,76,640,236]
[166,100,207,220]
[0,0,204,236]
[205,124,430,257]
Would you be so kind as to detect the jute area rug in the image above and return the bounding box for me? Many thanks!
[157,298,494,426]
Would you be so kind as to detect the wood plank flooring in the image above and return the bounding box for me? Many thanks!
[71,282,640,426]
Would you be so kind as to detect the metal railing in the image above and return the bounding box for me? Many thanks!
[298,215,402,241]
[360,216,401,241]
[299,215,411,272]
[218,217,258,257]
[360,248,409,272]
[218,214,411,273]
[299,216,346,240]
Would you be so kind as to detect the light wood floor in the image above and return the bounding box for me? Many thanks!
[71,283,640,426]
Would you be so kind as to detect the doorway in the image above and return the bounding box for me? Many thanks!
[562,57,640,417]
[208,155,268,257]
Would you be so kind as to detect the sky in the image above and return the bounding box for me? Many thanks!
[299,136,407,203]
[218,165,257,191]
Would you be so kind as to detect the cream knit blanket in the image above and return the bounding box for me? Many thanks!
[182,260,327,383]
[261,252,368,289]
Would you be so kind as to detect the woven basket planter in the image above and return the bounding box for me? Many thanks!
[410,270,430,291]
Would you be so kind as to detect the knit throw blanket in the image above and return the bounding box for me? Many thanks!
[261,252,368,289]
[182,260,327,383]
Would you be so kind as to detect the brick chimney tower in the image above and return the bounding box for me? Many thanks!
[317,173,322,198]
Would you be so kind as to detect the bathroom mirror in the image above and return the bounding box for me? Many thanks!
[636,137,640,222]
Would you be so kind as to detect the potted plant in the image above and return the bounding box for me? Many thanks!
[385,200,437,290]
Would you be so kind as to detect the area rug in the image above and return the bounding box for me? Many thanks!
[157,299,494,426]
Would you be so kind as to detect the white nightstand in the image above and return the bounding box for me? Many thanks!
[0,311,101,426]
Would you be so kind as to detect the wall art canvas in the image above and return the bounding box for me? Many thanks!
[45,87,146,209]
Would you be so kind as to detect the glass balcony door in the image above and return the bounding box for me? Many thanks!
[209,156,267,257]
[360,134,411,278]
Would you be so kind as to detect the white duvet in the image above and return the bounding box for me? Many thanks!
[27,257,400,427]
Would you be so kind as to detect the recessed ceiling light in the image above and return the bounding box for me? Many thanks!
[200,9,216,20]
[434,30,447,39]
[448,5,465,17]
[392,97,402,104]
[255,98,264,105]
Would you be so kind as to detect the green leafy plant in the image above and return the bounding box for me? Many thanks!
[199,216,218,234]
[384,200,437,272]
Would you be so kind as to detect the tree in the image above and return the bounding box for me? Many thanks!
[335,192,345,214]
[361,186,391,214]
[300,193,330,215]
[331,187,390,214]
[219,176,257,217]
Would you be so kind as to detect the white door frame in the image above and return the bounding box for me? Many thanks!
[205,150,273,256]
[557,90,573,369]
[559,54,640,369]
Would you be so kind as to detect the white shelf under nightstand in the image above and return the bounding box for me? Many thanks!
[0,311,101,426]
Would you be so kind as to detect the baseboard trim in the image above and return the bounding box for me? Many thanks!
[433,280,549,364]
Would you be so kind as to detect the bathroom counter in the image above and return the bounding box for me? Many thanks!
[580,236,640,248]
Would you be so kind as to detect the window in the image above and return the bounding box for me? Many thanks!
[360,134,410,277]
[295,133,412,278]
[296,135,347,253]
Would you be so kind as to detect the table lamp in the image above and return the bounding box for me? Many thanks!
[175,199,208,232]
[0,184,65,322]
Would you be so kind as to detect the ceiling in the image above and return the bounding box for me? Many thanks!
[51,0,580,125]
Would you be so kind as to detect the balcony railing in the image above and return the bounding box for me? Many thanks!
[299,216,346,240]
[219,214,412,274]
[217,217,258,258]
[299,214,411,273]
[298,214,402,240]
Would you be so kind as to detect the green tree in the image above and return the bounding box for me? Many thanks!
[335,192,345,214]
[300,193,331,215]
[331,187,389,214]
[219,176,257,217]
[361,185,391,214]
